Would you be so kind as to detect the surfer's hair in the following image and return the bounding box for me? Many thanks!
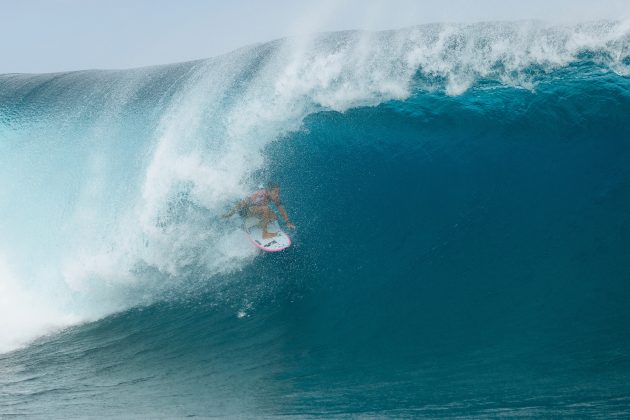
[266,182,280,190]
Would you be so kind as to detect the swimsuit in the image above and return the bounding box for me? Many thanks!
[248,189,269,206]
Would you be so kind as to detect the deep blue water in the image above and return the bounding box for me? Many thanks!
[1,22,630,418]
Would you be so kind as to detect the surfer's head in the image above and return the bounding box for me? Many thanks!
[266,182,280,200]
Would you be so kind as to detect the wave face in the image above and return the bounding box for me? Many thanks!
[1,21,630,417]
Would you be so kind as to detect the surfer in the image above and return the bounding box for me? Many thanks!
[223,183,295,239]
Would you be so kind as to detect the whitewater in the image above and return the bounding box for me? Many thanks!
[1,20,630,417]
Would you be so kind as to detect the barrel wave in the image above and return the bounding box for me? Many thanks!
[1,21,630,417]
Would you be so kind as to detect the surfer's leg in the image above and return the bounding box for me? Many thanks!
[248,205,277,239]
[259,206,276,239]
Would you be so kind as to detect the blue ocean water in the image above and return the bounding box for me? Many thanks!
[1,21,630,417]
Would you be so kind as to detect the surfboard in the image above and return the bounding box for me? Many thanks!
[243,216,292,252]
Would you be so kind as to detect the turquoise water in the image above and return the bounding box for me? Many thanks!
[1,22,630,417]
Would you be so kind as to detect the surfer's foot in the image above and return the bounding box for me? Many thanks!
[262,231,277,239]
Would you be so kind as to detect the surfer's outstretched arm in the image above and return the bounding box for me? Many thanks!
[269,187,295,229]
[276,203,295,229]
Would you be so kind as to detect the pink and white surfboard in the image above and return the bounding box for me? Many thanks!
[244,217,292,252]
